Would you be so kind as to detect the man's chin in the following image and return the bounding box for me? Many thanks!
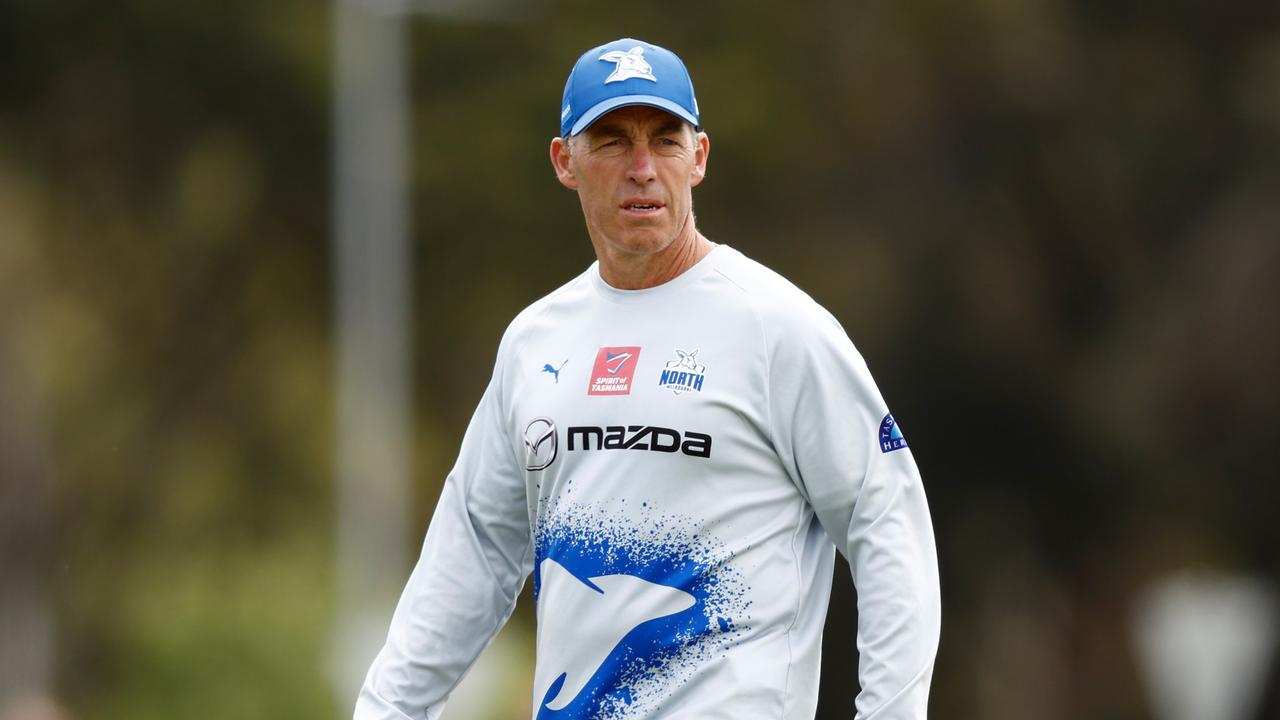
[606,231,675,257]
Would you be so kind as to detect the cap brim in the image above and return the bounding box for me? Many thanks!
[568,95,699,136]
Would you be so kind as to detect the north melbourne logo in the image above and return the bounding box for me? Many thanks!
[657,348,706,395]
[588,346,641,396]
[599,46,657,84]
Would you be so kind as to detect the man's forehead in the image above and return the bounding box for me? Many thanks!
[580,105,691,136]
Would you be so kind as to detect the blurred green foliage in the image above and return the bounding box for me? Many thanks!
[1,0,1278,718]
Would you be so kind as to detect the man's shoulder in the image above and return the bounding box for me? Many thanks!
[514,266,594,321]
[713,247,867,381]
[709,246,841,332]
[495,265,595,357]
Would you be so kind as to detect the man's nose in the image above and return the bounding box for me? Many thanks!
[625,144,656,184]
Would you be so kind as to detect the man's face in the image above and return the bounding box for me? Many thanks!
[551,105,709,259]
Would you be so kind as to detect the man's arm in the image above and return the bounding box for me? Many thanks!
[355,358,532,720]
[768,306,941,720]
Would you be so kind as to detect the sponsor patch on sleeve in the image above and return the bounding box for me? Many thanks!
[879,413,908,453]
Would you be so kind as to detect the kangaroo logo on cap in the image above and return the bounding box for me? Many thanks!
[599,46,657,84]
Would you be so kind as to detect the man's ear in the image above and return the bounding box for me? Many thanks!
[550,136,578,190]
[689,131,710,188]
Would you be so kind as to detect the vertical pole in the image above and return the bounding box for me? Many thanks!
[0,175,55,715]
[0,314,56,714]
[330,0,412,710]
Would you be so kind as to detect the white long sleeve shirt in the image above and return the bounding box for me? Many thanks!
[355,245,940,720]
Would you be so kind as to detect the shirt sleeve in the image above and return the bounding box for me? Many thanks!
[354,348,533,720]
[767,305,941,720]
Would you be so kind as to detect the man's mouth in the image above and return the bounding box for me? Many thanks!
[622,200,664,212]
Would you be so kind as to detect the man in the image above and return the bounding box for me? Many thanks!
[355,38,940,720]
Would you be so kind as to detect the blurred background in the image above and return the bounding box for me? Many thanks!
[2,0,1278,718]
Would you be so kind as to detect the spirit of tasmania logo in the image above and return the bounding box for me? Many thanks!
[657,348,706,396]
[588,346,641,396]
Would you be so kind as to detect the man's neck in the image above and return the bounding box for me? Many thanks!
[595,225,716,290]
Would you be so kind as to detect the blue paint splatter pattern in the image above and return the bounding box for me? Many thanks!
[532,498,752,719]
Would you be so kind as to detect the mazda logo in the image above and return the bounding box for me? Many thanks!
[523,417,557,471]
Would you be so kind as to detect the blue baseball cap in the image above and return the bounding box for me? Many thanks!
[559,38,700,137]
